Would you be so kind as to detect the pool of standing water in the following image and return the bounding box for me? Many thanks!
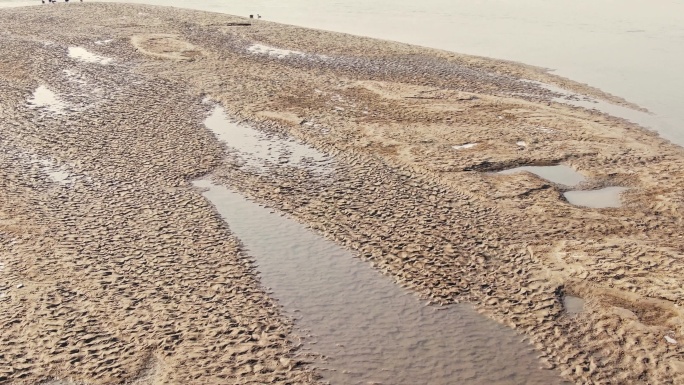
[194,179,568,384]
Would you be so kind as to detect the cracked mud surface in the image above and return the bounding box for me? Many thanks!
[0,3,683,384]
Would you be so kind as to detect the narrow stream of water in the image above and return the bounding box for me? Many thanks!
[194,179,566,384]
[204,106,332,174]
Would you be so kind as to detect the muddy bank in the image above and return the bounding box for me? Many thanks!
[0,3,683,384]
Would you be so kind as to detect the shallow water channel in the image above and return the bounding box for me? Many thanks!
[200,106,564,383]
[195,179,565,384]
[204,106,331,173]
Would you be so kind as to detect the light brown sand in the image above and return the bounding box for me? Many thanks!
[0,3,682,384]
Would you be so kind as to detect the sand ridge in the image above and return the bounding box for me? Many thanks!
[0,3,683,384]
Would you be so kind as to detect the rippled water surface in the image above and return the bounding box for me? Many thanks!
[195,179,566,385]
[199,104,568,382]
[199,108,564,383]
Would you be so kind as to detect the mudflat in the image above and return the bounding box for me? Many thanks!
[0,3,682,384]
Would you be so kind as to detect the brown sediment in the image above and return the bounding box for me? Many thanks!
[0,3,682,385]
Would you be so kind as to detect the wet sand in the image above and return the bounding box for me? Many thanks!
[0,3,683,384]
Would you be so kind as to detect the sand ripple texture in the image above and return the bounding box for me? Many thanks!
[0,3,683,385]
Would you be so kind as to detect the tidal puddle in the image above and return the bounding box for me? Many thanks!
[33,156,75,184]
[247,43,306,58]
[68,46,113,65]
[27,86,68,114]
[452,143,478,150]
[563,296,585,316]
[563,187,628,208]
[45,170,71,184]
[194,179,565,385]
[204,106,331,173]
[247,43,329,61]
[498,165,585,186]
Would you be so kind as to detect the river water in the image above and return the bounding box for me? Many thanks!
[2,0,682,146]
